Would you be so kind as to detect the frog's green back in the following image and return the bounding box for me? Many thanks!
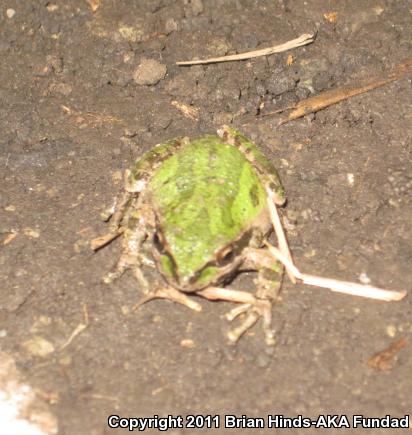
[147,136,267,278]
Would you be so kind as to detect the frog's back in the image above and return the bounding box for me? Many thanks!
[147,135,267,276]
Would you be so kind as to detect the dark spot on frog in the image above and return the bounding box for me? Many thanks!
[249,184,260,207]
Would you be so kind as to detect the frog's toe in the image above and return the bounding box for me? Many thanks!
[131,266,149,293]
[227,299,276,346]
[133,286,202,312]
[103,270,121,284]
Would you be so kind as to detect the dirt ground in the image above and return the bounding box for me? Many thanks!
[1,0,411,434]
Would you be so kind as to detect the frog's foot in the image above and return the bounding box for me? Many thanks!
[198,287,275,345]
[103,252,150,293]
[100,200,117,222]
[133,287,202,312]
[227,300,274,345]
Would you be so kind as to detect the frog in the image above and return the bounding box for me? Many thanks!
[97,126,286,345]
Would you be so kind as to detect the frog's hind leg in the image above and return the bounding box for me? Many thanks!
[199,248,283,345]
[217,125,285,205]
[133,286,202,312]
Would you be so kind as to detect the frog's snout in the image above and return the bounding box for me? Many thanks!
[178,275,195,291]
[175,274,204,293]
[180,276,190,286]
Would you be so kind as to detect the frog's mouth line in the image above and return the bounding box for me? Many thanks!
[151,225,266,292]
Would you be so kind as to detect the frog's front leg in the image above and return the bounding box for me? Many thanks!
[92,171,142,252]
[97,137,189,242]
[103,226,149,292]
[102,169,142,232]
[103,205,154,293]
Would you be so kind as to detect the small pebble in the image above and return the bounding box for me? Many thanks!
[59,355,72,366]
[121,305,130,315]
[359,272,371,284]
[23,228,40,238]
[6,8,16,18]
[133,58,167,86]
[386,325,397,338]
[46,4,59,12]
[347,173,355,186]
[165,18,178,34]
[191,0,204,15]
[22,336,55,357]
[180,339,195,348]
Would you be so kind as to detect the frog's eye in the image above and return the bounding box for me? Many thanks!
[153,232,166,253]
[218,246,235,265]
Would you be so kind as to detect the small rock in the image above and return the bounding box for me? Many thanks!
[166,71,196,97]
[359,272,371,284]
[213,112,233,125]
[49,82,72,96]
[118,24,143,43]
[153,112,172,130]
[386,325,397,338]
[267,73,296,96]
[312,71,333,92]
[23,228,40,238]
[133,58,167,86]
[121,305,130,315]
[165,18,178,34]
[191,0,204,15]
[180,339,195,348]
[6,8,16,19]
[22,336,55,357]
[46,4,59,12]
[347,173,355,186]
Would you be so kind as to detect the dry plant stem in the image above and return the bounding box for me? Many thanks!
[272,58,412,124]
[266,243,407,302]
[367,337,407,371]
[59,304,89,351]
[266,188,296,283]
[300,274,406,301]
[265,242,302,279]
[176,33,315,65]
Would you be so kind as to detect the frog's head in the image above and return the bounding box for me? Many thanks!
[152,229,249,292]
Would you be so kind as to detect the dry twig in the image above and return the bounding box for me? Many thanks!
[266,188,296,283]
[367,337,407,371]
[176,33,315,66]
[268,58,412,125]
[59,304,89,351]
[267,199,407,302]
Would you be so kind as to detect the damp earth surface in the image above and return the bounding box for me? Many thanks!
[0,1,411,434]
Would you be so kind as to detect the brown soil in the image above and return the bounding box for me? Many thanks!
[1,1,411,434]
